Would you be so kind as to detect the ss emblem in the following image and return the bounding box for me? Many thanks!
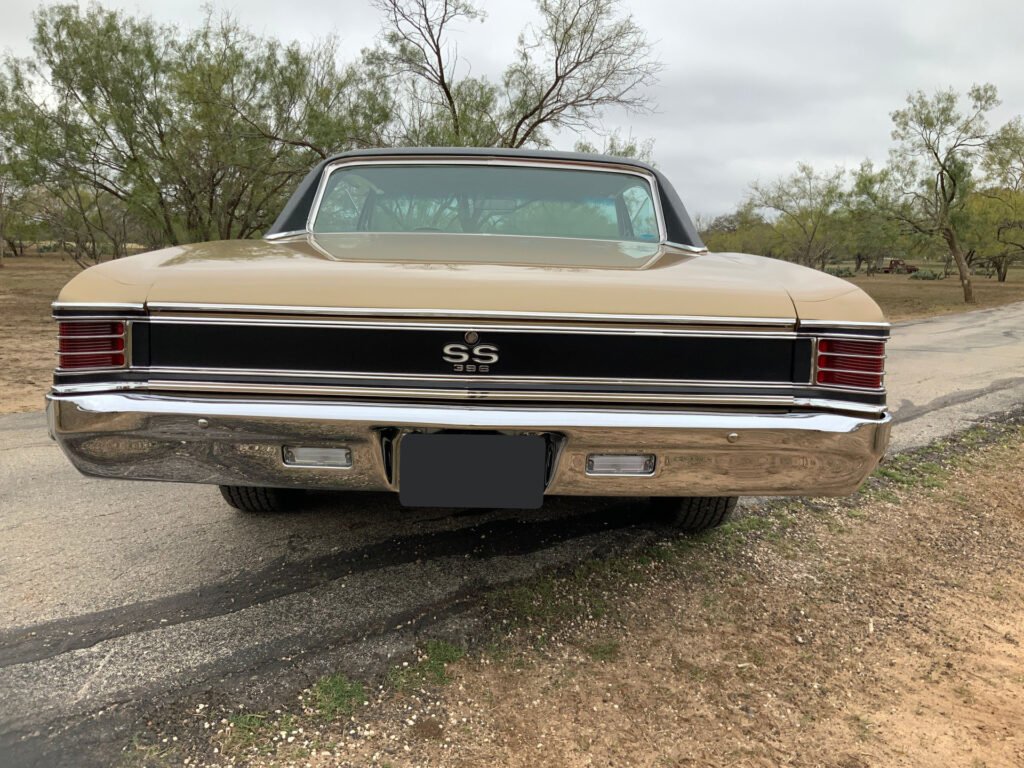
[443,342,499,372]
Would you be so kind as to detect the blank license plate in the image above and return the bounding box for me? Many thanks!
[399,434,546,509]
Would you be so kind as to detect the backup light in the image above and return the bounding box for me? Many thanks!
[586,454,656,476]
[282,446,353,468]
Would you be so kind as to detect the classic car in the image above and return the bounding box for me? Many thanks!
[47,148,891,532]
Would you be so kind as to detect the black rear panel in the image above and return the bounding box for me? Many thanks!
[143,322,811,384]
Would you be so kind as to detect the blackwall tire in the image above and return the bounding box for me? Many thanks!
[651,496,737,533]
[219,485,299,514]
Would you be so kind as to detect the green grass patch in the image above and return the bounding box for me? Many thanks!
[582,639,621,662]
[312,674,366,718]
[388,639,465,691]
[119,738,180,768]
[873,452,950,489]
[210,712,272,756]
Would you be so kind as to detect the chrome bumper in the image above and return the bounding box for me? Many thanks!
[46,393,891,497]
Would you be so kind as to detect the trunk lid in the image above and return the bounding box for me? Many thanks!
[67,234,801,323]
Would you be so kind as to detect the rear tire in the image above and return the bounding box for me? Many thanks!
[651,496,737,533]
[219,485,298,514]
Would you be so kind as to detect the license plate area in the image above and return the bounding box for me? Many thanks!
[398,433,547,509]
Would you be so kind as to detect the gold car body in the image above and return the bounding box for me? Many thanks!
[47,150,890,501]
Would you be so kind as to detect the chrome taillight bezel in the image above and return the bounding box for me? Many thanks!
[812,335,886,391]
[56,319,131,372]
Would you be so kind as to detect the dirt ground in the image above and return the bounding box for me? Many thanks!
[128,426,1024,768]
[0,256,80,412]
[422,443,1024,768]
[848,272,1024,321]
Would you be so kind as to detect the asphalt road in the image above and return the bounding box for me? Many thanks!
[1,301,1022,767]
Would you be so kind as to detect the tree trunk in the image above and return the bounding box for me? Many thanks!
[941,227,975,303]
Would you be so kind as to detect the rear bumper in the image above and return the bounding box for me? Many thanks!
[47,393,891,497]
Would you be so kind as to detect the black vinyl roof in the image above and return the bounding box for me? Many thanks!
[265,147,705,248]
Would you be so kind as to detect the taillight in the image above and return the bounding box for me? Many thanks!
[58,321,127,369]
[815,338,885,389]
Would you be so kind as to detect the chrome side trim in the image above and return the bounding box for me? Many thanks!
[143,303,798,326]
[306,156,669,243]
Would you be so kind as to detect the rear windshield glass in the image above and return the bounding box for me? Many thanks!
[311,164,661,243]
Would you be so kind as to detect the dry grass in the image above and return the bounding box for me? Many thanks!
[0,256,80,413]
[848,270,1024,321]
[131,425,1024,767]
[384,436,1024,768]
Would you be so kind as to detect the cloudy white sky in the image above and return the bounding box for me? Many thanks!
[2,0,1022,216]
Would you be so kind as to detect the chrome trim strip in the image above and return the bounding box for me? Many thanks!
[47,379,887,415]
[52,302,145,311]
[816,366,884,374]
[54,366,129,374]
[143,303,798,326]
[305,156,669,243]
[816,384,885,393]
[52,314,142,321]
[52,382,150,394]
[305,229,671,251]
[794,398,887,416]
[48,392,889,432]
[141,314,799,338]
[802,332,892,342]
[57,350,127,357]
[799,319,892,330]
[665,241,708,254]
[134,366,804,389]
[57,334,125,340]
[817,352,887,360]
[262,230,307,241]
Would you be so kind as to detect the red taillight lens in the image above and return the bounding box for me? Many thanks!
[816,338,885,389]
[58,321,127,369]
[818,339,884,357]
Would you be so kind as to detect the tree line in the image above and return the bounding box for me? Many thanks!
[0,0,657,265]
[702,85,1024,302]
[1,2,1021,305]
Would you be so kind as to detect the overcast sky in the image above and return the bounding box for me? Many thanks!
[2,0,1022,216]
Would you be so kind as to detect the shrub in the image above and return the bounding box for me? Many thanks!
[825,266,856,278]
[909,269,945,280]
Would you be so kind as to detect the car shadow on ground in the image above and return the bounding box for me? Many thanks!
[0,493,671,668]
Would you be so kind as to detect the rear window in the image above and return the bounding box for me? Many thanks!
[311,164,661,243]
